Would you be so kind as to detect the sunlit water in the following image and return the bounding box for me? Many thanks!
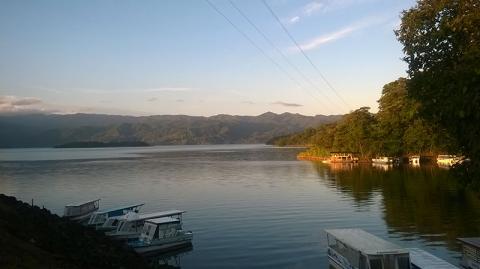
[1,145,479,268]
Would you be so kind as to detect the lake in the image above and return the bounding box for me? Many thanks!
[1,144,479,268]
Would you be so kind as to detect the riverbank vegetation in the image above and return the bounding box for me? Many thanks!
[270,78,458,158]
[0,194,147,269]
[272,0,479,187]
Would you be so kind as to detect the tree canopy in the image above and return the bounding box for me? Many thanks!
[396,0,480,186]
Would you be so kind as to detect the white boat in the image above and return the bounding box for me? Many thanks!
[64,199,100,223]
[325,229,457,269]
[106,210,185,241]
[410,155,421,166]
[437,155,463,167]
[372,157,394,164]
[87,203,144,230]
[128,217,193,255]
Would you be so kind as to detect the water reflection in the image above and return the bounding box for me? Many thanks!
[145,245,193,269]
[313,163,480,251]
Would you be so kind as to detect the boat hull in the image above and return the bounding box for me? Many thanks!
[132,233,193,255]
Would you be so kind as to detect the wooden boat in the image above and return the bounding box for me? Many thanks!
[325,229,457,269]
[457,237,480,269]
[128,217,193,255]
[106,210,185,241]
[63,199,100,223]
[87,203,144,230]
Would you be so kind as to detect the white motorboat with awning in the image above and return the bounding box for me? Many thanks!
[106,210,185,241]
[325,229,458,269]
[128,217,193,254]
[87,203,144,230]
[63,199,100,223]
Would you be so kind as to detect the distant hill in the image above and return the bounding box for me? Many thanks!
[0,112,342,148]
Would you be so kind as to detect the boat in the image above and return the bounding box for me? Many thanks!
[106,210,185,241]
[326,228,410,269]
[128,217,193,255]
[372,157,394,164]
[409,155,420,166]
[437,155,463,167]
[87,203,145,230]
[63,199,100,223]
[408,248,458,269]
[329,152,359,163]
[457,237,480,269]
[325,229,457,269]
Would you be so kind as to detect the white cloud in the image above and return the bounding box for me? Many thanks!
[286,0,377,25]
[0,96,51,114]
[293,15,389,51]
[271,101,303,107]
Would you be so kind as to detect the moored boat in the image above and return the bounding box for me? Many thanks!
[128,217,193,255]
[325,229,458,269]
[63,199,100,223]
[457,237,480,269]
[437,155,463,167]
[106,210,185,241]
[372,156,394,164]
[87,203,144,229]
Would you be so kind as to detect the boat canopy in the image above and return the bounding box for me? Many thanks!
[325,229,408,255]
[65,199,100,208]
[407,248,458,269]
[125,210,185,221]
[458,237,480,249]
[146,217,181,225]
[96,203,144,214]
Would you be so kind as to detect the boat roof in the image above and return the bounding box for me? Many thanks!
[65,199,100,207]
[123,210,185,222]
[407,248,458,269]
[95,203,144,214]
[146,217,180,225]
[458,237,480,248]
[325,229,408,255]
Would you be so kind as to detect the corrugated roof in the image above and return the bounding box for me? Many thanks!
[95,203,144,214]
[458,237,480,248]
[325,229,408,255]
[407,248,458,269]
[146,217,180,225]
[65,199,100,207]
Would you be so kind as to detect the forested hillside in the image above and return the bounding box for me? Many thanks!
[0,112,341,148]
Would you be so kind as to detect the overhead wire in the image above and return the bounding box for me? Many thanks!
[228,0,345,113]
[261,0,352,112]
[204,0,335,111]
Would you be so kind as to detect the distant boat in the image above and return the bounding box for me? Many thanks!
[87,203,145,230]
[128,217,193,255]
[437,155,463,167]
[409,155,420,166]
[106,210,185,241]
[63,199,100,223]
[325,228,457,269]
[329,152,359,163]
[372,157,394,164]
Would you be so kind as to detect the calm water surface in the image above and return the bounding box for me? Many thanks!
[1,145,479,268]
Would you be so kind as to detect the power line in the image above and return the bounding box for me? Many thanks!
[228,0,345,113]
[261,0,352,111]
[204,0,334,111]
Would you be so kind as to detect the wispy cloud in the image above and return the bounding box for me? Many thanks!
[0,96,56,114]
[176,99,184,103]
[293,15,388,51]
[286,0,376,25]
[147,97,158,102]
[271,101,303,107]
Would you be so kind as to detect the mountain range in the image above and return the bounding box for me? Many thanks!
[0,112,342,148]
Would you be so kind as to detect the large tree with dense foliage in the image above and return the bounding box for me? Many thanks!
[396,0,480,185]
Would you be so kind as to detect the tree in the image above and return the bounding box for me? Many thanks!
[396,0,480,186]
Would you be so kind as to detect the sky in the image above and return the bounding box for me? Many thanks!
[0,0,416,116]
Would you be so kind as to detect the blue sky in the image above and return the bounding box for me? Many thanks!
[0,0,416,116]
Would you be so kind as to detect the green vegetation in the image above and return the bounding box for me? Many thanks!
[270,78,458,158]
[396,0,480,187]
[0,194,147,269]
[54,141,150,148]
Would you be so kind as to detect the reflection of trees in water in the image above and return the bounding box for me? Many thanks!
[312,163,480,250]
[146,245,193,269]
